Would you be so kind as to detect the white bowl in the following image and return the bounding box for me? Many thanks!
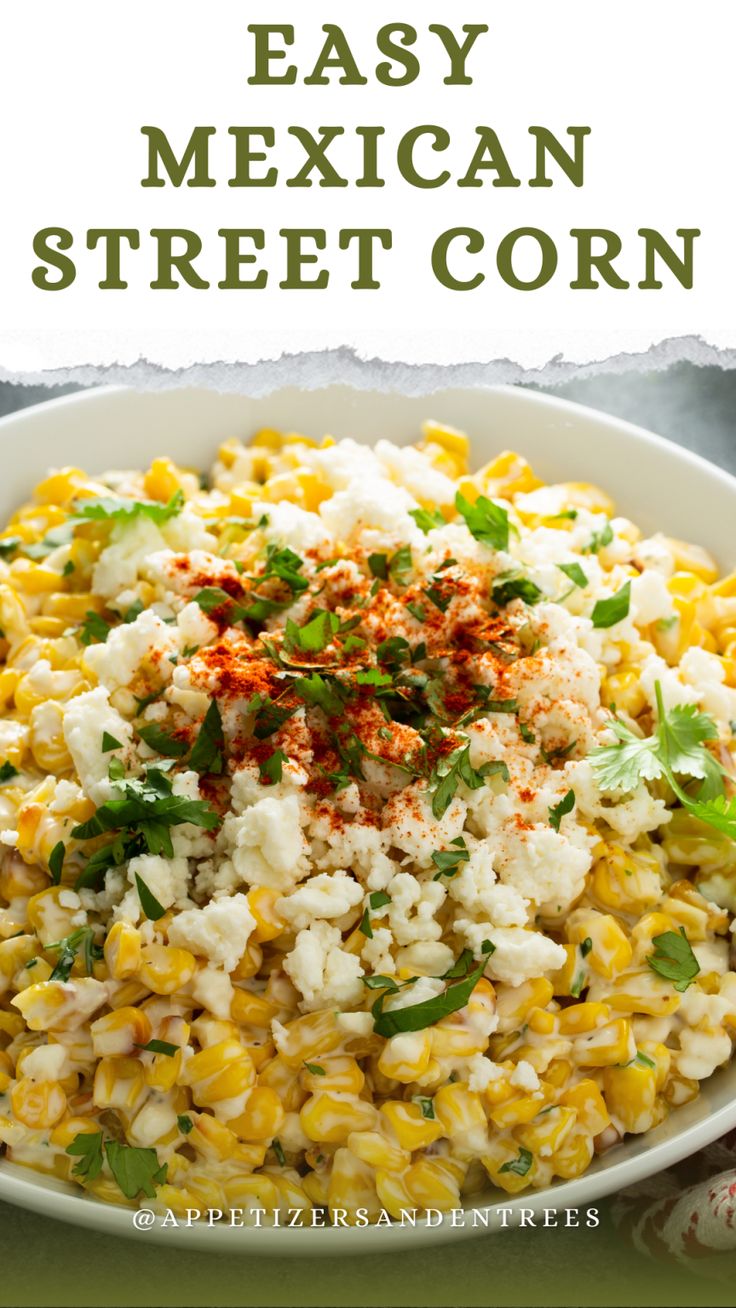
[0,382,734,1254]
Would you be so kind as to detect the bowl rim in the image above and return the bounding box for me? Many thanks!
[0,380,735,1254]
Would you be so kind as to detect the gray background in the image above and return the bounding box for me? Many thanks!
[2,362,735,474]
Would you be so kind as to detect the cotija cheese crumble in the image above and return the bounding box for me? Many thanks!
[0,422,735,1221]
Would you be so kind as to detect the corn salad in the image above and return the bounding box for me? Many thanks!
[0,424,735,1225]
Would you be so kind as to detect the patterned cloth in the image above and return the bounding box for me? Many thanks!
[611,1131,736,1278]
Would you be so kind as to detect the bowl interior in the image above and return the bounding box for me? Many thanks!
[0,382,734,1253]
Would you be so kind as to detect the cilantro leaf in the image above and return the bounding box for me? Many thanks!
[292,673,345,718]
[429,743,505,819]
[75,490,184,526]
[371,942,493,1037]
[355,669,393,688]
[492,575,542,607]
[548,788,575,832]
[79,611,112,646]
[584,521,613,554]
[431,836,470,879]
[104,1139,168,1200]
[410,506,446,535]
[455,492,509,551]
[49,840,65,885]
[499,1147,533,1177]
[388,544,413,587]
[138,1039,178,1057]
[285,609,339,654]
[101,732,122,753]
[246,693,297,740]
[66,1131,104,1181]
[646,927,700,993]
[557,562,588,589]
[47,926,103,981]
[591,581,631,629]
[189,699,225,775]
[0,761,18,783]
[259,748,288,785]
[177,1114,194,1134]
[368,553,388,580]
[135,872,166,921]
[137,724,188,758]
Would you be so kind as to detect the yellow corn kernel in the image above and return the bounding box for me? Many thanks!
[600,667,647,717]
[50,1114,101,1150]
[434,1083,487,1140]
[527,1007,556,1036]
[302,1169,331,1207]
[489,1091,549,1129]
[300,1092,377,1144]
[137,944,196,995]
[603,1062,658,1133]
[90,1006,152,1058]
[567,911,632,980]
[478,450,542,498]
[573,1018,633,1068]
[667,542,718,583]
[272,1010,343,1068]
[0,858,47,900]
[227,1086,284,1142]
[377,1100,443,1151]
[144,457,184,503]
[0,933,37,980]
[373,1167,414,1219]
[247,887,284,943]
[103,921,142,981]
[663,1073,700,1107]
[559,1079,610,1134]
[495,977,554,1032]
[404,1156,462,1212]
[9,560,64,595]
[179,1040,256,1106]
[258,1056,306,1114]
[552,1129,595,1180]
[429,1020,483,1060]
[268,1172,313,1215]
[188,1112,238,1161]
[606,971,681,1018]
[11,1076,67,1128]
[230,940,263,981]
[558,1002,611,1037]
[29,702,73,774]
[328,1148,381,1224]
[301,1055,365,1095]
[420,420,470,460]
[378,1029,433,1082]
[93,1056,146,1111]
[230,989,278,1029]
[516,1105,577,1156]
[347,1129,408,1172]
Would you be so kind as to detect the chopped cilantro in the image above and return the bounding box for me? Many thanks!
[79,611,112,646]
[48,841,65,886]
[548,788,575,832]
[259,748,288,785]
[0,761,18,784]
[591,581,631,629]
[455,492,509,551]
[137,724,188,759]
[135,872,166,921]
[557,561,588,589]
[646,927,700,993]
[190,698,225,775]
[492,575,543,607]
[499,1147,533,1177]
[75,490,184,526]
[101,732,122,753]
[409,507,445,535]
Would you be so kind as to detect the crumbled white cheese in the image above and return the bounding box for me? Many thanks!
[167,893,256,972]
[63,686,133,805]
[283,921,364,1011]
[278,871,364,930]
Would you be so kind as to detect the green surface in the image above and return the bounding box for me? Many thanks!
[0,368,735,1307]
[1,1194,735,1308]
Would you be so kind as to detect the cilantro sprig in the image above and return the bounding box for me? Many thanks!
[590,681,735,840]
[646,927,700,993]
[65,1132,167,1200]
[429,742,508,819]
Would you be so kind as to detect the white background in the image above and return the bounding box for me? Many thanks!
[0,0,733,371]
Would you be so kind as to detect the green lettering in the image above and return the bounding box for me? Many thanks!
[86,230,140,289]
[428,24,489,84]
[339,229,392,288]
[570,229,629,289]
[140,127,215,188]
[228,128,277,187]
[304,25,368,85]
[397,126,451,189]
[432,228,485,290]
[247,25,296,85]
[497,228,558,290]
[638,228,700,289]
[32,228,76,291]
[528,127,591,188]
[150,230,209,289]
[457,127,521,188]
[279,229,329,289]
[287,127,347,188]
[375,24,420,86]
[217,230,267,288]
[355,127,385,187]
